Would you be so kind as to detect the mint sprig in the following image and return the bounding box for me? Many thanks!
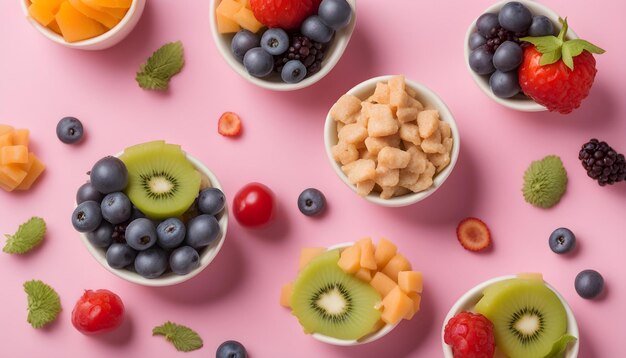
[24,280,61,329]
[153,321,203,352]
[136,41,185,91]
[521,18,605,70]
[3,217,46,254]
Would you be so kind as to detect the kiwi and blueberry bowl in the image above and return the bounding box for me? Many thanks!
[71,141,228,287]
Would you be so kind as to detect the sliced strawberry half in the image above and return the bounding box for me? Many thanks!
[218,112,242,137]
[457,217,491,252]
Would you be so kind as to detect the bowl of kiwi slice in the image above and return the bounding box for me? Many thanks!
[442,274,579,358]
[72,140,228,287]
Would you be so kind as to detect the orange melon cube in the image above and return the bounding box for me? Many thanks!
[0,125,14,137]
[13,152,36,173]
[1,145,29,165]
[404,292,421,320]
[337,244,361,274]
[374,238,397,270]
[279,282,292,308]
[233,7,263,33]
[370,272,398,298]
[216,0,243,18]
[298,247,326,271]
[29,2,57,26]
[99,6,128,19]
[56,2,108,43]
[0,133,13,148]
[13,129,30,147]
[216,13,240,34]
[355,268,372,282]
[16,154,45,191]
[357,237,377,270]
[48,19,63,34]
[0,170,21,191]
[398,271,423,294]
[381,287,414,325]
[69,0,119,28]
[381,254,412,282]
[237,0,250,9]
[82,0,131,8]
[0,165,28,187]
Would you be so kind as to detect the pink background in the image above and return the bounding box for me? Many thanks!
[1,0,625,357]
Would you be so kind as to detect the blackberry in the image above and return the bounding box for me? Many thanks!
[484,26,527,53]
[274,33,326,77]
[579,139,626,186]
[112,223,128,243]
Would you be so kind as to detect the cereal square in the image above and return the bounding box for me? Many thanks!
[375,166,400,187]
[359,148,377,161]
[379,185,396,199]
[417,110,440,138]
[356,180,375,196]
[439,121,452,139]
[370,82,390,104]
[396,107,418,124]
[399,123,421,146]
[428,152,451,173]
[367,104,399,137]
[346,159,376,184]
[421,129,445,154]
[404,146,428,174]
[330,95,362,124]
[408,97,424,111]
[378,147,411,169]
[338,123,368,144]
[405,162,435,193]
[332,142,358,165]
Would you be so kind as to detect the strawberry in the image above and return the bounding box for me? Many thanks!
[456,217,491,252]
[218,112,242,137]
[250,0,321,29]
[518,18,605,114]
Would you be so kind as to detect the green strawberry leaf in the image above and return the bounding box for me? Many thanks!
[539,49,563,66]
[3,217,46,254]
[24,280,62,329]
[153,321,203,352]
[520,36,562,54]
[543,334,577,358]
[136,41,185,91]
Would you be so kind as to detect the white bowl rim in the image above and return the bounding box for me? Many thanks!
[441,274,580,357]
[324,75,461,207]
[209,0,357,91]
[77,151,229,287]
[463,0,578,112]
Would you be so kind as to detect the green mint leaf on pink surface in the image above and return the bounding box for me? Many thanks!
[3,217,46,254]
[24,280,61,329]
[136,41,185,91]
[153,321,203,352]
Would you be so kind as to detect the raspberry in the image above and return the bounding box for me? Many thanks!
[250,0,321,29]
[444,312,495,358]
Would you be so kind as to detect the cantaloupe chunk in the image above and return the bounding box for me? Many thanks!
[0,171,21,191]
[298,247,326,270]
[29,2,57,26]
[13,152,36,173]
[56,2,108,43]
[381,287,413,325]
[368,320,386,334]
[381,254,412,282]
[370,272,398,298]
[358,238,377,270]
[48,19,63,34]
[398,271,423,294]
[0,125,13,137]
[13,129,30,147]
[0,133,13,148]
[233,7,263,33]
[404,292,421,320]
[337,244,361,274]
[0,165,28,187]
[1,145,29,165]
[100,6,128,19]
[216,13,240,33]
[216,0,242,18]
[355,268,372,282]
[82,0,131,8]
[374,238,397,270]
[279,282,292,308]
[16,154,45,191]
[69,0,119,28]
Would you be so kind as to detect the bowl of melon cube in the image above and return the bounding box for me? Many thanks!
[280,238,422,345]
[21,0,146,50]
[325,75,460,207]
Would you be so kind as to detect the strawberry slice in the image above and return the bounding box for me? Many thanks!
[218,112,242,137]
[457,217,491,252]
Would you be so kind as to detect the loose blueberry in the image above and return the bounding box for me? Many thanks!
[76,182,103,204]
[86,221,114,248]
[169,246,200,275]
[261,28,289,56]
[156,218,186,249]
[498,2,532,33]
[281,60,307,83]
[318,0,352,30]
[528,15,555,37]
[548,227,576,254]
[185,214,220,249]
[125,218,157,251]
[216,340,248,358]
[56,117,84,144]
[469,47,495,75]
[575,269,604,299]
[468,32,487,50]
[100,192,132,225]
[197,187,225,216]
[231,30,260,62]
[134,246,168,279]
[297,188,326,216]
[489,70,520,98]
[492,41,523,72]
[106,243,137,269]
[476,13,499,37]
[90,156,128,194]
[72,201,102,233]
[243,47,274,78]
[301,16,334,43]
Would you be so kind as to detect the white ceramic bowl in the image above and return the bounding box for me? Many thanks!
[464,0,578,111]
[78,152,228,287]
[20,0,146,50]
[309,242,399,346]
[324,75,460,207]
[442,275,579,358]
[209,0,357,91]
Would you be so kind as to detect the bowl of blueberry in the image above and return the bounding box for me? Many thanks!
[210,0,356,90]
[71,141,228,287]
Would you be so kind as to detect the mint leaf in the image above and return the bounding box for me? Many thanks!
[136,41,185,91]
[543,334,577,358]
[153,321,203,352]
[3,217,46,254]
[24,280,61,329]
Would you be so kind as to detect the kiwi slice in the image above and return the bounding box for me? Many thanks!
[119,141,200,220]
[290,250,382,341]
[475,278,568,358]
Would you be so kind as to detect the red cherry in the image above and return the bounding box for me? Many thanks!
[233,182,275,227]
[71,289,124,335]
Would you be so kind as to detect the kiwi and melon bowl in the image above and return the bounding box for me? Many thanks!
[442,274,579,358]
[78,141,228,287]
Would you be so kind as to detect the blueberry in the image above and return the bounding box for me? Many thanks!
[476,13,499,37]
[56,117,84,144]
[489,70,520,98]
[301,16,334,43]
[528,15,555,37]
[468,32,487,50]
[100,192,132,225]
[261,28,289,56]
[297,188,326,216]
[156,218,186,249]
[231,30,260,62]
[469,47,495,75]
[281,60,307,83]
[243,47,274,78]
[318,0,352,30]
[134,246,168,279]
[185,214,220,249]
[125,218,157,251]
[492,41,523,72]
[72,201,102,233]
[90,156,128,194]
[575,269,604,299]
[197,187,225,216]
[498,2,532,33]
[106,243,137,269]
[169,246,200,275]
[86,221,114,248]
[76,182,103,204]
[216,341,247,358]
[130,206,146,221]
[548,227,576,254]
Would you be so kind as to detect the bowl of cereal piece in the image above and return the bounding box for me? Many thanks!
[324,75,460,207]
